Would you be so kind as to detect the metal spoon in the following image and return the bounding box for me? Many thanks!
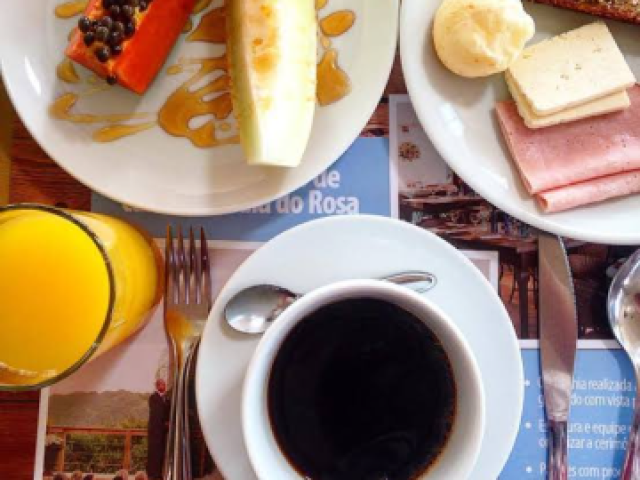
[608,250,640,480]
[225,272,438,334]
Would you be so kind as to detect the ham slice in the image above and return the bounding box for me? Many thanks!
[538,171,640,212]
[496,85,640,212]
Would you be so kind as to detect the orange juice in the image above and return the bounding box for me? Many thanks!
[0,205,162,389]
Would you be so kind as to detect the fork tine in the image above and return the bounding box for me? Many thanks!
[164,225,210,480]
[200,227,212,310]
[188,227,200,305]
[165,225,177,306]
[176,225,188,304]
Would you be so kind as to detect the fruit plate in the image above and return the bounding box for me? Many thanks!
[401,0,640,245]
[0,0,398,216]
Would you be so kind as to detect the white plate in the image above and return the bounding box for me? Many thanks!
[400,1,640,245]
[0,0,397,216]
[195,215,524,479]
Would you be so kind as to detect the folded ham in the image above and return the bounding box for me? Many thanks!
[538,171,640,212]
[496,85,640,212]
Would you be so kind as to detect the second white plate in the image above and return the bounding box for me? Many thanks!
[401,0,640,244]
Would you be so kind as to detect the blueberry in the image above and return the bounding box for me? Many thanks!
[113,21,125,34]
[99,16,113,30]
[95,45,111,63]
[83,31,96,46]
[78,16,92,33]
[108,31,123,47]
[124,20,136,37]
[121,5,134,18]
[95,26,109,42]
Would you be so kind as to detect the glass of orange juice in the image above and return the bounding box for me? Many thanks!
[0,203,163,390]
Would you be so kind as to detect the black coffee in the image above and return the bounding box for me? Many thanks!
[267,298,456,480]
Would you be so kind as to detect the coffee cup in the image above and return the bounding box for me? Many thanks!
[243,279,485,479]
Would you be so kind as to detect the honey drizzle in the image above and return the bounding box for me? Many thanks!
[183,18,194,33]
[78,85,111,96]
[49,93,154,123]
[320,10,355,37]
[184,0,215,32]
[56,58,81,84]
[187,6,226,43]
[158,57,238,148]
[317,49,351,107]
[315,8,354,105]
[92,122,158,142]
[320,35,331,50]
[87,75,103,85]
[54,1,88,19]
[193,0,214,15]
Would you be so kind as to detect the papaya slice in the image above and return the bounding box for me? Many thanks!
[66,0,195,94]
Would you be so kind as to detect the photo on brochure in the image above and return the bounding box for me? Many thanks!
[39,244,255,480]
[389,94,638,342]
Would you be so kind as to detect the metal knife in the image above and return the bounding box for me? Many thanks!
[538,232,578,480]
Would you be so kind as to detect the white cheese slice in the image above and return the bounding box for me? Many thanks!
[505,71,630,129]
[507,22,636,116]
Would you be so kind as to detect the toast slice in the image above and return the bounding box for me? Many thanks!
[529,0,640,25]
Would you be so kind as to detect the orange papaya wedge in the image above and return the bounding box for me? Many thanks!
[66,0,195,94]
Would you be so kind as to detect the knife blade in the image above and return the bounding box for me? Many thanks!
[538,232,578,480]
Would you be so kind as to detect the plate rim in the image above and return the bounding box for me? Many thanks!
[195,214,524,479]
[0,0,399,217]
[399,0,640,245]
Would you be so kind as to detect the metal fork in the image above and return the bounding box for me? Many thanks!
[163,226,212,480]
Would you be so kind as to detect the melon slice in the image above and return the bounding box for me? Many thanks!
[226,0,317,167]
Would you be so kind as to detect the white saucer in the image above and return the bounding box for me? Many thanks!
[195,216,524,479]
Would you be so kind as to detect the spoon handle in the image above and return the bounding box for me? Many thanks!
[622,398,640,480]
[547,420,568,480]
[383,271,437,293]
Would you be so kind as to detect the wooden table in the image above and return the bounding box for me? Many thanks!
[0,50,407,479]
[0,84,93,480]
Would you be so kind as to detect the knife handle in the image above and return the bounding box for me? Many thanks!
[622,400,640,480]
[548,420,568,480]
